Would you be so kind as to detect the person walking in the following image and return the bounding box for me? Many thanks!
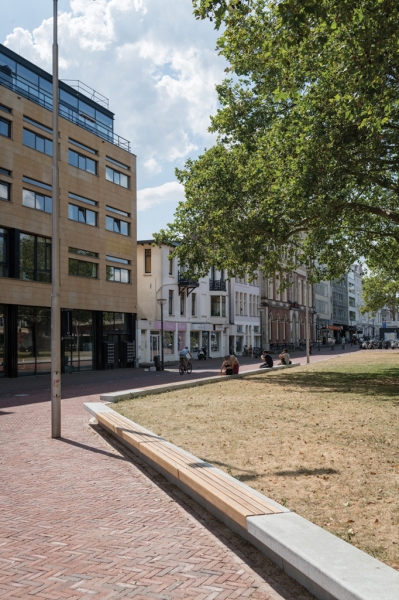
[341,337,346,350]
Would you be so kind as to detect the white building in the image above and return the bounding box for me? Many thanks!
[228,274,261,353]
[137,241,229,363]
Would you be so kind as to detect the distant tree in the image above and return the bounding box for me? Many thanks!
[362,271,399,316]
[155,0,399,281]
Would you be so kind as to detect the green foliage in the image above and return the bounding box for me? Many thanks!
[155,0,399,280]
[362,270,399,315]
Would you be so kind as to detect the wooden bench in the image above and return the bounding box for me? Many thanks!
[86,403,284,531]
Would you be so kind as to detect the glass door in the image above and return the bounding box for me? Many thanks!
[150,333,159,361]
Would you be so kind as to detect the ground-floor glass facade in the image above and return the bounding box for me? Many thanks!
[0,304,136,377]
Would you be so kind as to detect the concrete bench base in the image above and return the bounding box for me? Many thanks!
[84,403,399,600]
[100,362,300,402]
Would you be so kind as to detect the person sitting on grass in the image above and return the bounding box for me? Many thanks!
[260,351,273,369]
[219,355,233,375]
[279,349,291,365]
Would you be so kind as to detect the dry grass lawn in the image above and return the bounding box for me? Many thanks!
[115,351,399,570]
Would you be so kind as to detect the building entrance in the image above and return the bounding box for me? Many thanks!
[150,332,160,361]
[104,333,130,368]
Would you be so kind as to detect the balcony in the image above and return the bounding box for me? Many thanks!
[178,271,199,296]
[209,279,227,291]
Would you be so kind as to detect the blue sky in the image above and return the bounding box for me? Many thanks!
[1,0,225,239]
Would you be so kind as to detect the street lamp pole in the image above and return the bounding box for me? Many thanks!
[51,0,61,438]
[157,299,166,370]
[305,276,310,364]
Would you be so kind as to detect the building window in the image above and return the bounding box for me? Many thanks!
[0,103,11,113]
[298,280,302,304]
[68,149,97,174]
[106,266,130,283]
[23,116,52,134]
[180,291,185,315]
[106,166,129,188]
[211,295,221,317]
[0,117,11,138]
[68,192,97,206]
[69,138,96,154]
[106,205,129,217]
[249,294,252,316]
[22,176,51,191]
[68,203,97,226]
[144,249,151,273]
[0,181,10,202]
[191,293,196,316]
[23,129,52,156]
[268,278,273,299]
[106,156,129,170]
[23,189,52,213]
[68,258,97,278]
[106,216,129,236]
[69,247,98,258]
[349,310,356,322]
[235,292,239,315]
[221,296,226,318]
[169,251,173,275]
[244,293,247,315]
[349,296,356,307]
[168,290,174,315]
[106,255,130,264]
[0,228,9,277]
[19,233,51,282]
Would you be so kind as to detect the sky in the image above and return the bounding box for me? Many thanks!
[1,0,226,239]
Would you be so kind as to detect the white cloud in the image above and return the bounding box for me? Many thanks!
[137,182,184,212]
[143,157,161,174]
[3,0,225,235]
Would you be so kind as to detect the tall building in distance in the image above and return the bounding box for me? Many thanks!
[0,44,137,377]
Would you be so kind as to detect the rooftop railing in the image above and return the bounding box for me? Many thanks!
[0,70,130,152]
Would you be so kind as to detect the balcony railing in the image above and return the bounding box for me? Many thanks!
[0,71,130,152]
[209,279,226,291]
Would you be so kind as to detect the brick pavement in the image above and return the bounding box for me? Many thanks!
[0,377,317,599]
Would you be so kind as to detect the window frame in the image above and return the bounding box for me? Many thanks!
[105,215,129,236]
[68,257,98,279]
[106,266,130,284]
[105,165,129,188]
[0,116,11,138]
[0,227,10,277]
[68,149,97,175]
[0,180,10,202]
[23,128,53,156]
[68,203,97,227]
[19,233,52,283]
[144,249,151,273]
[168,289,174,315]
[23,188,52,213]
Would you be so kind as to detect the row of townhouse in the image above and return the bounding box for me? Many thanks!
[314,264,385,343]
[136,242,316,363]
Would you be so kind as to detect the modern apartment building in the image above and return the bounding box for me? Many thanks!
[0,44,137,377]
[137,242,229,362]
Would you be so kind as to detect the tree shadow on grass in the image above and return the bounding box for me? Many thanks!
[244,368,399,400]
[197,458,264,482]
[274,467,339,477]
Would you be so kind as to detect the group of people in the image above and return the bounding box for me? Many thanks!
[219,348,291,375]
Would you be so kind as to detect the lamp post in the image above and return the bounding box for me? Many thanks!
[51,0,61,438]
[157,299,166,370]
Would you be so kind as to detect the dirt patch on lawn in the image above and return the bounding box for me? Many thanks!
[115,351,399,569]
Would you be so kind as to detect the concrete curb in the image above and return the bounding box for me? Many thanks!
[100,362,301,402]
[85,402,399,600]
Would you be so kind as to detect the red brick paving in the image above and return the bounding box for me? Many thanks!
[0,362,321,599]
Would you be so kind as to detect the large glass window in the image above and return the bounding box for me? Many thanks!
[211,332,220,353]
[103,312,129,331]
[0,117,11,138]
[221,296,226,318]
[106,166,129,188]
[64,310,93,373]
[191,293,196,316]
[106,216,129,236]
[20,234,51,282]
[0,229,9,277]
[68,192,97,206]
[168,290,174,315]
[106,266,130,283]
[0,181,10,202]
[0,304,4,376]
[23,189,52,213]
[23,128,52,156]
[211,295,221,317]
[68,203,97,226]
[164,331,174,355]
[68,149,97,174]
[17,307,51,376]
[68,258,97,278]
[190,331,200,353]
[23,116,52,134]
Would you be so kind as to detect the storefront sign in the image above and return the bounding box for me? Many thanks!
[191,323,205,330]
[328,325,342,331]
[178,322,187,331]
[153,321,176,331]
[214,324,223,331]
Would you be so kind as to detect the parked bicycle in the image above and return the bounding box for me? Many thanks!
[179,356,192,375]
